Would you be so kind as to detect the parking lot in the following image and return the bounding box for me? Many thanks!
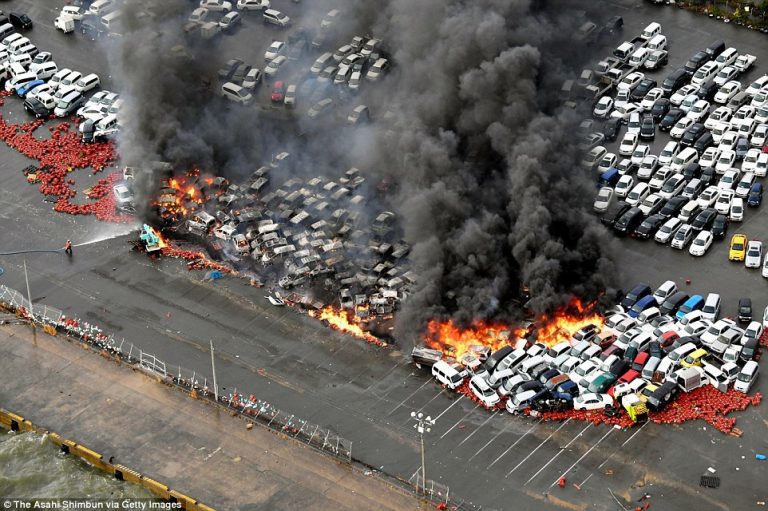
[0,1,767,510]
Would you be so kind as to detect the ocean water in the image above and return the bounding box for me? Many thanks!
[0,430,153,499]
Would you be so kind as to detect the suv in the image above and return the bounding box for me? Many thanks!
[221,82,252,104]
[263,9,290,27]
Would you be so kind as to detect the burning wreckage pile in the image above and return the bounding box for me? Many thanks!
[413,297,764,434]
[145,160,413,344]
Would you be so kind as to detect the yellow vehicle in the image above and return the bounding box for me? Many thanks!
[621,394,648,423]
[729,233,748,261]
[680,348,708,368]
[638,383,658,404]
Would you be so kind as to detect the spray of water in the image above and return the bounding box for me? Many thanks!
[73,223,140,247]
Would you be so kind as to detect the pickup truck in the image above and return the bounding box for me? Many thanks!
[734,54,756,73]
[595,56,621,77]
[630,36,649,51]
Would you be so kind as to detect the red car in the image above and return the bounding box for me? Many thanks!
[617,368,640,385]
[659,330,679,348]
[631,352,650,372]
[271,81,286,102]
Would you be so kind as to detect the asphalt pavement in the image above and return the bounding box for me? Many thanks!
[0,1,767,510]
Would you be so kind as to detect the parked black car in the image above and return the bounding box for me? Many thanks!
[10,12,33,30]
[631,79,658,102]
[639,116,655,140]
[659,108,684,131]
[614,207,645,237]
[683,51,711,75]
[602,117,622,142]
[711,214,729,239]
[218,59,244,81]
[696,81,718,101]
[738,298,752,323]
[601,200,631,227]
[680,123,707,147]
[650,98,671,122]
[634,214,665,239]
[659,196,687,218]
[621,283,652,310]
[700,167,716,186]
[693,132,714,154]
[691,208,717,231]
[660,291,690,316]
[23,97,50,118]
[682,162,703,181]
[748,183,763,207]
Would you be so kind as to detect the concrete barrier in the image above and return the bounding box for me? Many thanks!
[0,408,216,511]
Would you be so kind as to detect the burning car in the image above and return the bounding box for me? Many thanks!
[187,211,216,233]
[233,234,250,255]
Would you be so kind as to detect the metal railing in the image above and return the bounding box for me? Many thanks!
[0,284,352,463]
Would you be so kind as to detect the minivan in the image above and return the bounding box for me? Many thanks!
[0,22,14,40]
[647,34,667,52]
[614,207,645,236]
[485,346,515,374]
[89,0,115,16]
[101,11,122,30]
[691,61,718,86]
[715,47,738,69]
[518,355,545,376]
[74,73,100,93]
[431,360,464,390]
[662,69,688,95]
[53,90,85,117]
[621,283,652,310]
[629,295,656,319]
[310,52,333,75]
[660,291,689,316]
[676,295,704,320]
[734,360,758,393]
[682,178,703,200]
[641,356,661,381]
[614,42,635,62]
[705,40,726,58]
[469,375,500,407]
[641,22,661,40]
[701,293,721,321]
[31,61,58,80]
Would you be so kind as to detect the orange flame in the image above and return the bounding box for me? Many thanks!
[309,306,379,343]
[423,298,603,360]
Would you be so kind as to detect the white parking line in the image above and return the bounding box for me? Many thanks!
[362,361,407,393]
[523,423,592,486]
[455,413,496,448]
[414,387,450,415]
[386,378,434,415]
[439,403,481,439]
[505,419,572,478]
[488,419,543,468]
[469,421,511,461]
[578,420,650,488]
[548,427,615,489]
[434,394,466,421]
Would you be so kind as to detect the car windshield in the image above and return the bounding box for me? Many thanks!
[694,238,705,246]
[737,372,751,382]
[739,305,751,313]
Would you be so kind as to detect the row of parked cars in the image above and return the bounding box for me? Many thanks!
[424,279,760,418]
[0,23,104,120]
[585,29,767,258]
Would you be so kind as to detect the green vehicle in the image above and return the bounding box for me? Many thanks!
[588,372,618,393]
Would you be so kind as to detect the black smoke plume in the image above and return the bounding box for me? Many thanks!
[107,0,617,346]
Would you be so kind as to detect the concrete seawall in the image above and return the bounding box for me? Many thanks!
[0,324,427,510]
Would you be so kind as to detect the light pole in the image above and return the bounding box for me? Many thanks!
[410,411,435,493]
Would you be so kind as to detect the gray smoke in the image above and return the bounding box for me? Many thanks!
[106,0,617,345]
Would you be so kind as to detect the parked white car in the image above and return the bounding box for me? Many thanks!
[689,231,713,257]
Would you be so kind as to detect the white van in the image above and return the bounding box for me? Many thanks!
[678,200,701,223]
[30,61,58,80]
[74,73,100,93]
[715,47,738,69]
[8,37,31,54]
[311,52,333,75]
[701,293,721,321]
[682,178,703,200]
[654,357,674,383]
[469,375,500,407]
[702,362,729,392]
[629,48,649,68]
[518,355,545,376]
[692,61,719,86]
[641,22,661,40]
[647,34,667,51]
[4,71,35,92]
[642,357,661,381]
[653,280,677,304]
[671,147,698,171]
[668,343,697,365]
[0,23,15,40]
[614,42,635,62]
[101,11,122,30]
[12,42,37,57]
[1,33,23,49]
[734,360,758,393]
[89,0,115,16]
[432,360,464,390]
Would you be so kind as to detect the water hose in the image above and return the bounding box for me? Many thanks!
[0,249,65,256]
